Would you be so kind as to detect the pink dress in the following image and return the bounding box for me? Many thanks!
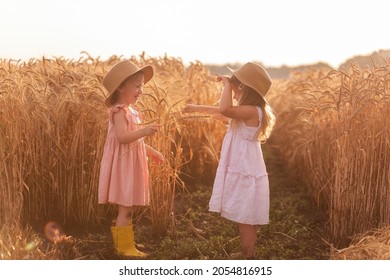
[98,104,149,207]
[209,107,269,225]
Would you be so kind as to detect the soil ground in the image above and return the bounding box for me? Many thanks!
[50,145,331,260]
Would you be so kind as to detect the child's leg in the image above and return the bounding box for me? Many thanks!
[111,206,147,257]
[116,205,132,226]
[238,223,257,258]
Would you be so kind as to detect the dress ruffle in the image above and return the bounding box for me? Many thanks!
[209,107,269,225]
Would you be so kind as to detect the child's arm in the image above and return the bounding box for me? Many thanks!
[218,77,258,121]
[113,109,159,144]
[145,145,164,164]
[218,79,234,115]
[182,104,230,122]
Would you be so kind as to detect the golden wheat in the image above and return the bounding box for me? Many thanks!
[268,62,390,243]
[0,53,225,249]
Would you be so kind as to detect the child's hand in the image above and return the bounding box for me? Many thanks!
[216,75,231,86]
[143,124,160,137]
[151,151,164,164]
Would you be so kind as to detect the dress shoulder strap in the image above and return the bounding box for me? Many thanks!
[109,104,129,124]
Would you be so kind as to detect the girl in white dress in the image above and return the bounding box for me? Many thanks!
[183,62,275,258]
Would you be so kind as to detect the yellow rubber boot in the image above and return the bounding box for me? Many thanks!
[111,220,142,247]
[111,225,148,257]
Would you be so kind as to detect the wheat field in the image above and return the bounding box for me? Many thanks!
[1,53,390,259]
[268,59,390,243]
[0,53,228,258]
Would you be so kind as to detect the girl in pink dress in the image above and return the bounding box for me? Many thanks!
[99,60,164,257]
[183,62,275,259]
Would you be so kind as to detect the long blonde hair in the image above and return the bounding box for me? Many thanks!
[231,75,275,142]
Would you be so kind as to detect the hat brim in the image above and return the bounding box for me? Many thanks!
[227,66,269,105]
[104,65,154,107]
[115,64,154,91]
[139,65,154,85]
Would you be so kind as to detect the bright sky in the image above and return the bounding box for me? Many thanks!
[1,0,389,68]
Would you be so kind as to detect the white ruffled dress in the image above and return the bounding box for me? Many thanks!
[209,107,269,225]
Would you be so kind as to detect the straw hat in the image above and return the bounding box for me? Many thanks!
[227,62,272,101]
[103,60,154,107]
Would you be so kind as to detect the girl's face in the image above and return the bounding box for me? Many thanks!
[118,74,145,105]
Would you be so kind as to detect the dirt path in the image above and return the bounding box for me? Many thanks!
[68,144,331,260]
[142,144,332,259]
[259,145,330,259]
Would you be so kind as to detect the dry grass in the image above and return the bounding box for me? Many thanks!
[4,51,390,258]
[268,59,390,243]
[331,225,390,259]
[0,53,226,249]
[0,55,108,229]
[0,223,43,260]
